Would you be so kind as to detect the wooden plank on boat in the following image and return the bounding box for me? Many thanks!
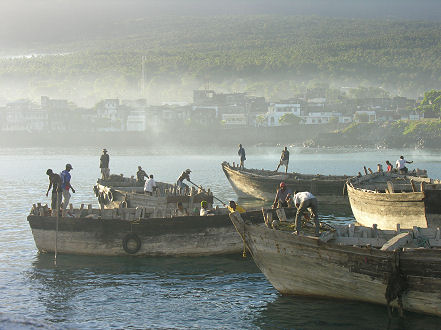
[334,237,387,247]
[380,232,413,251]
[276,208,287,222]
[387,181,394,193]
[319,230,336,243]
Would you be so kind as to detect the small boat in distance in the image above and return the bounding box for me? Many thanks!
[229,210,441,317]
[94,175,213,215]
[222,161,349,204]
[347,171,441,230]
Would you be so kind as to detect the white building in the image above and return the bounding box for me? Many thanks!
[3,100,48,132]
[266,102,302,126]
[301,112,351,125]
[126,110,147,131]
[222,113,247,127]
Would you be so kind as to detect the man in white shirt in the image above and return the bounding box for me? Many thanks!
[293,191,319,236]
[144,175,157,196]
[395,155,413,174]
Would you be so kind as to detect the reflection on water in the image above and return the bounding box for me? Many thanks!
[253,294,441,330]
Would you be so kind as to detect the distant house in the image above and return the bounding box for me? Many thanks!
[222,113,247,127]
[266,101,302,126]
[3,100,48,132]
[126,110,147,131]
[301,112,351,125]
[354,110,376,122]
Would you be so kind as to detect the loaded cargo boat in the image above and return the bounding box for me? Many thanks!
[222,161,349,204]
[27,203,293,257]
[347,172,441,230]
[94,174,213,214]
[229,210,441,317]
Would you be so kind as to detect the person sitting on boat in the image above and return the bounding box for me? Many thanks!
[177,169,191,193]
[200,200,215,216]
[175,202,189,216]
[272,182,291,208]
[136,166,148,184]
[100,148,110,180]
[293,191,319,236]
[385,160,393,172]
[144,174,157,196]
[238,144,246,169]
[275,146,290,173]
[227,200,246,214]
[396,156,413,174]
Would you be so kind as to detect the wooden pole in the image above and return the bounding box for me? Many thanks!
[54,195,60,265]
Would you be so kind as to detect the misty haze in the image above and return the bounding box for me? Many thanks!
[1,1,441,329]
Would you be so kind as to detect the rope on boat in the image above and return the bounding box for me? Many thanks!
[385,249,408,319]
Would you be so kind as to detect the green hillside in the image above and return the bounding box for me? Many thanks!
[1,16,440,104]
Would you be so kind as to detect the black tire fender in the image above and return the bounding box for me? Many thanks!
[122,233,141,254]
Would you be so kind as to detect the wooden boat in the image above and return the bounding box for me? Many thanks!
[229,210,441,317]
[27,203,294,257]
[94,175,213,213]
[222,161,349,204]
[347,172,441,230]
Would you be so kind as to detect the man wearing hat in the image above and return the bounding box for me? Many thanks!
[176,169,191,193]
[100,148,110,180]
[60,164,75,211]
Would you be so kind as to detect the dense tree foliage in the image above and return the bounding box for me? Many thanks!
[1,16,440,103]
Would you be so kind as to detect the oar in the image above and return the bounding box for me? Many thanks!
[187,179,227,206]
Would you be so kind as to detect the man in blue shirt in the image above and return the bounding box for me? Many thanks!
[60,163,75,211]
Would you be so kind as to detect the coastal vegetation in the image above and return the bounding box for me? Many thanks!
[319,119,441,148]
[1,16,441,104]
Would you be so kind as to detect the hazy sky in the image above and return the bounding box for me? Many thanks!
[1,0,440,47]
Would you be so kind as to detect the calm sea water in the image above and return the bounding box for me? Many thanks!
[0,147,440,329]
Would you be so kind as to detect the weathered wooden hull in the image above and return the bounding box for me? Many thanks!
[347,173,441,230]
[28,213,245,257]
[229,213,441,317]
[222,162,349,204]
[95,183,213,213]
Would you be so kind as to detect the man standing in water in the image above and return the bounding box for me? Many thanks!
[46,169,62,215]
[60,164,75,211]
[100,148,110,180]
[238,144,246,169]
[275,146,290,173]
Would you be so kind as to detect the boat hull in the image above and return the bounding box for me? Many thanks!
[28,213,244,257]
[347,175,441,230]
[222,162,348,204]
[229,212,441,317]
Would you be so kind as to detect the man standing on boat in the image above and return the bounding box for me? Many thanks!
[293,191,319,236]
[100,148,110,180]
[136,166,148,184]
[273,182,291,208]
[144,174,157,196]
[238,144,246,169]
[177,169,191,193]
[275,146,290,173]
[396,156,413,174]
[60,164,75,211]
[46,169,62,215]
